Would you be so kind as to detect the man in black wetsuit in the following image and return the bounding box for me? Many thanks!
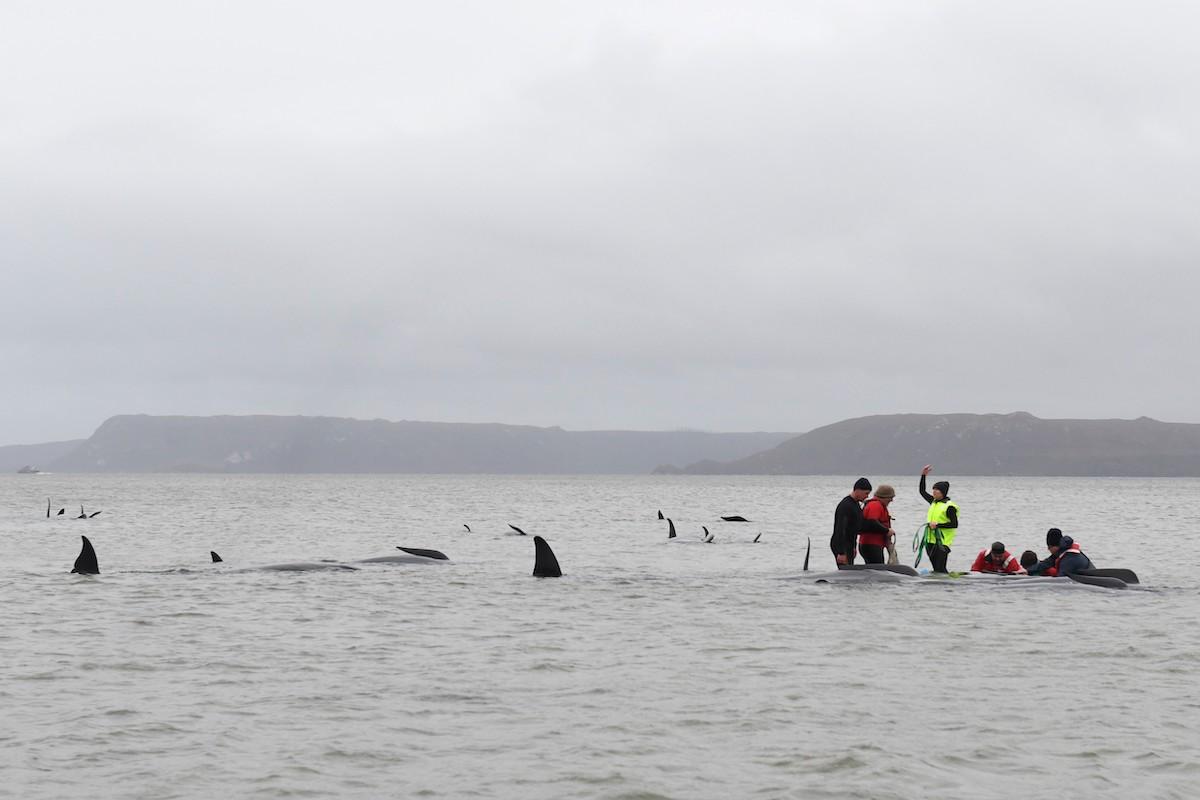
[830,477,888,567]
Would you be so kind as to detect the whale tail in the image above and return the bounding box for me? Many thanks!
[72,535,99,575]
[667,518,676,539]
[532,536,562,577]
[210,551,223,563]
[509,524,527,536]
[396,546,449,561]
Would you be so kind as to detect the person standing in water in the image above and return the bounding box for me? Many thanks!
[858,484,897,564]
[831,477,885,566]
[918,465,959,573]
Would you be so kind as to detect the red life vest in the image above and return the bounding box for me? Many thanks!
[970,549,1025,574]
[858,497,891,548]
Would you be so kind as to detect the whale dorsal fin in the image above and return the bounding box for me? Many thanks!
[667,518,676,539]
[532,536,561,577]
[210,551,223,563]
[463,524,471,532]
[72,535,99,575]
[753,533,761,543]
[509,524,527,536]
[721,515,749,522]
[396,546,449,561]
[657,510,664,520]
[803,537,811,571]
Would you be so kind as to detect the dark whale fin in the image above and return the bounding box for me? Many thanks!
[211,551,223,563]
[1068,573,1127,590]
[89,511,102,518]
[77,505,87,519]
[47,498,51,518]
[57,507,65,515]
[1077,567,1139,584]
[396,546,449,561]
[753,533,761,543]
[72,535,99,575]
[463,524,471,532]
[702,526,713,543]
[532,535,562,577]
[721,515,749,522]
[657,510,664,520]
[667,518,676,539]
[803,537,811,571]
[509,524,527,536]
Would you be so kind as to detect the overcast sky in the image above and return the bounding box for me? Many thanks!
[2,1,1198,444]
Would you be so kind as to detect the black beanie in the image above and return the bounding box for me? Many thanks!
[932,480,950,495]
[991,541,1005,555]
[1020,550,1039,569]
[1046,528,1063,547]
[853,477,872,491]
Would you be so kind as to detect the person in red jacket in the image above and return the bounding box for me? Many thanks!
[970,541,1026,574]
[858,484,897,564]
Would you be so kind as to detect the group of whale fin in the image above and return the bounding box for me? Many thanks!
[48,499,100,519]
[71,533,562,578]
[660,512,759,543]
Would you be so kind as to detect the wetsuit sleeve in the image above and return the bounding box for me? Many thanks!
[940,505,958,530]
[918,474,933,504]
[1027,555,1056,576]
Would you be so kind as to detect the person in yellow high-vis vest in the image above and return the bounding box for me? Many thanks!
[918,464,959,573]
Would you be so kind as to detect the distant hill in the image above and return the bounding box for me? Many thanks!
[659,412,1200,476]
[45,415,795,474]
[0,439,87,473]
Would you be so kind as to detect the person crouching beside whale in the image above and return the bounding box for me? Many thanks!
[918,465,959,573]
[857,484,897,565]
[1028,528,1093,577]
[970,541,1026,574]
[831,478,885,566]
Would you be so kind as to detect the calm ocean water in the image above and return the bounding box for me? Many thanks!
[1,473,1197,799]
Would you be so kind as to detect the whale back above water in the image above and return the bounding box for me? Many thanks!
[355,547,449,565]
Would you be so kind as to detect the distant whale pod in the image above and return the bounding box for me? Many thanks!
[509,524,528,536]
[667,518,676,539]
[657,510,664,520]
[211,551,223,563]
[721,515,749,522]
[72,535,99,575]
[532,536,561,577]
